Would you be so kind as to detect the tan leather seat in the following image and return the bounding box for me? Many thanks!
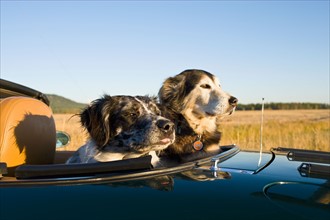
[0,97,56,171]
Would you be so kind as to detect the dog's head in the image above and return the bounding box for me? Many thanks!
[80,95,175,154]
[159,69,238,120]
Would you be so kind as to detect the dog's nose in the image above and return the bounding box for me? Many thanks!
[229,96,238,106]
[156,119,174,133]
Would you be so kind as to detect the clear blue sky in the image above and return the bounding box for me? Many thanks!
[1,0,329,104]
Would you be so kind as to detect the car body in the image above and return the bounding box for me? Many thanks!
[0,79,329,220]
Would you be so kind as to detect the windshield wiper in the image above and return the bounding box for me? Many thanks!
[272,147,330,164]
[218,151,276,175]
[299,163,330,179]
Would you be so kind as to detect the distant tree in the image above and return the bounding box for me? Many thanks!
[237,102,329,111]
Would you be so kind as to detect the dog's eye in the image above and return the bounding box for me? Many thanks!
[129,113,137,117]
[200,84,211,89]
[156,110,161,116]
[123,112,138,118]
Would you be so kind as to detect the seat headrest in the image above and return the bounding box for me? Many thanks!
[0,97,56,169]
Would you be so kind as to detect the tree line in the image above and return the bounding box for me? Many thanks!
[47,94,329,113]
[236,102,330,111]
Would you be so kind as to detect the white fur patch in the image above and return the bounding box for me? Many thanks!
[149,151,160,167]
[181,75,233,134]
[66,140,98,164]
[134,97,152,114]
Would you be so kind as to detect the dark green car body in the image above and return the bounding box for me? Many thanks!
[1,147,329,220]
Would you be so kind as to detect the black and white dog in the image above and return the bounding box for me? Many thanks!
[66,95,175,166]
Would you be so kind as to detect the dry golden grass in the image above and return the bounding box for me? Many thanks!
[220,110,330,152]
[53,114,88,151]
[54,110,330,152]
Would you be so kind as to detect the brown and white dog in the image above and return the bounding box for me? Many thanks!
[66,95,175,166]
[158,69,237,160]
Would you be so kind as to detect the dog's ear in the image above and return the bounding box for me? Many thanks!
[158,73,187,111]
[80,95,114,147]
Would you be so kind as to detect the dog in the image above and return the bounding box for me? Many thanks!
[158,69,237,160]
[66,95,175,166]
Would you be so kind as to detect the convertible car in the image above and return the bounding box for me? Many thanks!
[0,79,329,220]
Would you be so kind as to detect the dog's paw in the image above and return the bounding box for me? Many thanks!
[149,151,161,167]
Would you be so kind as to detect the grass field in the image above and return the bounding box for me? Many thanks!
[54,109,330,152]
[219,110,329,152]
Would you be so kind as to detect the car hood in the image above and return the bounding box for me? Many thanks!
[0,146,329,220]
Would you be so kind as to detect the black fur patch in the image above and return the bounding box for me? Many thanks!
[158,69,215,112]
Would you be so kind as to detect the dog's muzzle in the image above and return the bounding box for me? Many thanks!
[156,119,174,134]
[229,96,238,107]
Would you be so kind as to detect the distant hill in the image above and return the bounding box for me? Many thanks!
[47,94,87,114]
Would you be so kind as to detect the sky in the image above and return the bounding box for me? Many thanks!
[1,0,329,104]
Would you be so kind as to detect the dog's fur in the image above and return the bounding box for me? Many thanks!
[66,95,175,166]
[158,69,237,159]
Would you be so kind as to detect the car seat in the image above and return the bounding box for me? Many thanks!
[0,96,56,174]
